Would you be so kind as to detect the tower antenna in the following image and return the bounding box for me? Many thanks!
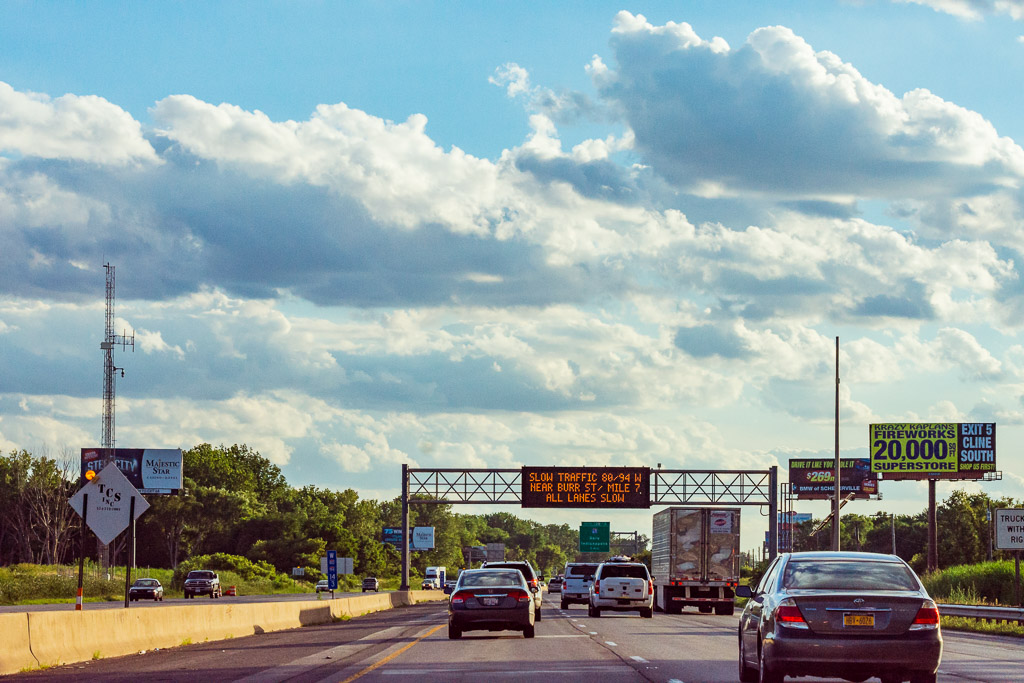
[99,263,134,569]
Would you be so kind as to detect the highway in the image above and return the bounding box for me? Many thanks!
[9,592,1024,682]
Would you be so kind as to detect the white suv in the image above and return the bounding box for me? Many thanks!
[588,560,653,618]
[561,562,599,609]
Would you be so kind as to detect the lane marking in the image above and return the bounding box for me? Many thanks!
[536,634,589,638]
[589,631,597,635]
[605,641,617,647]
[338,624,444,683]
[630,656,648,663]
[378,664,632,676]
[668,679,687,683]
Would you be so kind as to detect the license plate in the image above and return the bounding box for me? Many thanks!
[481,597,499,606]
[844,614,874,627]
[617,599,631,605]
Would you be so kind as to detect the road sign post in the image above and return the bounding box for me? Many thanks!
[327,550,338,594]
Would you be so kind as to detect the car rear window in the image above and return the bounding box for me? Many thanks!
[599,565,649,579]
[783,560,919,591]
[567,564,600,576]
[461,571,523,587]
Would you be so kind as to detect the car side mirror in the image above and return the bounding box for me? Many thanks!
[530,585,539,593]
[735,585,754,599]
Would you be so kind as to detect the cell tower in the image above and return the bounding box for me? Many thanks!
[99,263,134,570]
[101,263,134,460]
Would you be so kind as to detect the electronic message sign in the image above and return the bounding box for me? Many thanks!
[869,423,996,480]
[521,466,650,508]
[788,458,878,499]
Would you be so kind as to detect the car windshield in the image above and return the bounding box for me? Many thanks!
[134,579,158,586]
[783,560,919,591]
[567,564,599,577]
[460,571,523,587]
[599,565,649,579]
[188,571,215,579]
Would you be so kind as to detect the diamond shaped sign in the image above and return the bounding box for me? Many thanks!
[69,463,150,545]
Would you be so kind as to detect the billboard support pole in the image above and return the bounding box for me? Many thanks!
[832,336,841,552]
[123,496,135,608]
[927,479,938,572]
[400,463,410,591]
[1015,551,1021,607]
[768,465,778,560]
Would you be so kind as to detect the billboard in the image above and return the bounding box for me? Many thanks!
[382,527,404,549]
[81,448,183,494]
[521,466,650,508]
[788,458,878,499]
[869,423,996,480]
[412,526,435,550]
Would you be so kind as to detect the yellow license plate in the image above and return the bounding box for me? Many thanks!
[844,614,874,627]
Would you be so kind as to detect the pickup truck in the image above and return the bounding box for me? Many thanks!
[183,570,222,599]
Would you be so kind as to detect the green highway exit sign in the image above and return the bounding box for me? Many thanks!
[579,521,610,552]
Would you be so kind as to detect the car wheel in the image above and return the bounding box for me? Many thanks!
[738,633,758,683]
[560,599,568,610]
[758,642,783,683]
[523,623,535,638]
[535,607,542,622]
[909,673,936,683]
[879,676,902,683]
[448,623,462,640]
[715,603,735,616]
[698,605,713,614]
[641,607,653,618]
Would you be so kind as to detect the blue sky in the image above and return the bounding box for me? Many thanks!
[3,0,1024,547]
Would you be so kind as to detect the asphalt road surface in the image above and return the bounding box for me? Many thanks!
[9,592,1024,682]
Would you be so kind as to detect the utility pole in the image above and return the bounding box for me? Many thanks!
[832,336,841,552]
[99,263,134,572]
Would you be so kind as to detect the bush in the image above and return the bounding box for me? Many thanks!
[922,560,1020,605]
[171,553,307,595]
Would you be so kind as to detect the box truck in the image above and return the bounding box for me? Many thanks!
[424,566,446,589]
[651,507,740,615]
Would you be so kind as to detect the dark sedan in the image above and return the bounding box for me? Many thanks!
[448,568,536,639]
[736,551,942,683]
[128,578,164,602]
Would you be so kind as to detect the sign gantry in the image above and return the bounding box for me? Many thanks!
[399,464,778,590]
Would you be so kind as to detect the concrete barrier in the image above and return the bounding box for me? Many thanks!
[0,590,447,675]
[0,613,35,674]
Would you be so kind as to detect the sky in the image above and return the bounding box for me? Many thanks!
[3,0,1024,552]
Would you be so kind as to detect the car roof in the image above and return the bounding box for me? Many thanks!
[783,551,905,563]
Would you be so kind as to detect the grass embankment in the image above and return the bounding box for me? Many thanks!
[922,560,1024,637]
[0,562,324,605]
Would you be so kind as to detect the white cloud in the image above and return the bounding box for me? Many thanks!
[596,13,1024,201]
[0,82,158,165]
[896,0,1024,20]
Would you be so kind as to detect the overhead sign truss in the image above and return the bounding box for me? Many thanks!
[407,467,775,506]
[399,464,778,590]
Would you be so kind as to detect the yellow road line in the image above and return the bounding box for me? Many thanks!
[337,623,444,683]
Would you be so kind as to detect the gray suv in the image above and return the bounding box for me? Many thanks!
[183,570,222,599]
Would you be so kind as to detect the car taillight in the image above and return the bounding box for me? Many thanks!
[512,589,531,602]
[451,591,468,604]
[776,598,808,629]
[593,579,600,592]
[910,600,940,630]
[648,580,653,595]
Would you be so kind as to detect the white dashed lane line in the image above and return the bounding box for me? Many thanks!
[604,641,617,647]
[630,656,648,663]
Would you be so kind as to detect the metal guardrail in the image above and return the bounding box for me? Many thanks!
[939,603,1024,625]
